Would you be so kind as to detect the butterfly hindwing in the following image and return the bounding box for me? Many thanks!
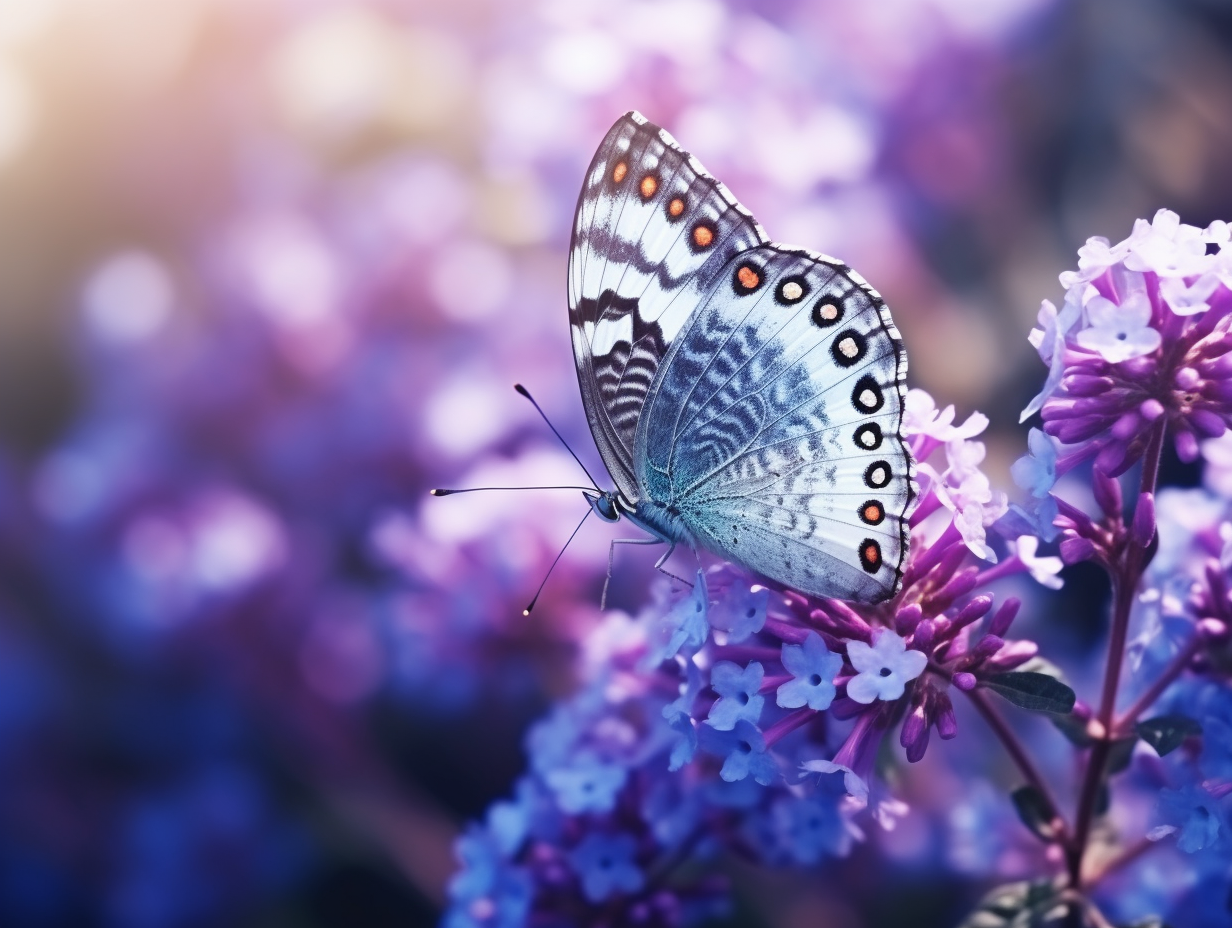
[568,111,766,502]
[634,245,913,603]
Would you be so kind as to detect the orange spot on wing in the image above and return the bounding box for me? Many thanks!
[668,197,685,217]
[863,503,883,522]
[737,266,760,290]
[692,224,714,248]
[640,175,658,198]
[612,161,628,183]
[864,543,881,565]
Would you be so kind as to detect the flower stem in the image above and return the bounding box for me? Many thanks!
[1113,631,1204,734]
[965,686,1069,845]
[1068,420,1166,888]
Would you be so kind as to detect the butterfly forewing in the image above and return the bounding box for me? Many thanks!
[568,111,765,502]
[634,246,913,603]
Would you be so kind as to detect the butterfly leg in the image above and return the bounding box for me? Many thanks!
[601,537,693,609]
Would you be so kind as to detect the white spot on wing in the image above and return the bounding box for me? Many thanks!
[591,313,632,356]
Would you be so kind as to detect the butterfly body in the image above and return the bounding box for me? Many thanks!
[570,112,914,604]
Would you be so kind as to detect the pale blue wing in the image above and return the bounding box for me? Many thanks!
[633,245,913,603]
[568,111,765,501]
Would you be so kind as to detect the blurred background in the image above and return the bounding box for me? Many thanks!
[0,0,1230,925]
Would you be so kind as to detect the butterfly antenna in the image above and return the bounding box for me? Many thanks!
[514,383,602,490]
[523,508,592,616]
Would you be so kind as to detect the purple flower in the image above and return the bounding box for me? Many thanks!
[567,833,645,903]
[777,632,842,711]
[845,630,927,704]
[1025,211,1232,472]
[706,661,765,731]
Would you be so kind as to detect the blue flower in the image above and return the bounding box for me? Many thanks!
[663,659,702,772]
[567,833,644,903]
[708,583,768,642]
[1010,428,1057,498]
[776,632,842,711]
[446,827,534,928]
[544,751,627,815]
[706,661,764,731]
[1154,784,1229,854]
[770,794,851,864]
[644,573,708,667]
[699,720,778,785]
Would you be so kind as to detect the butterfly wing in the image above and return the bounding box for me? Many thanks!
[634,245,914,603]
[568,111,766,502]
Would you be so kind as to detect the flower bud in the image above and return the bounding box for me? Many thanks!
[1060,536,1096,564]
[952,671,977,691]
[1131,492,1155,548]
[1092,468,1122,518]
[935,692,958,740]
[894,602,923,636]
[988,598,1021,638]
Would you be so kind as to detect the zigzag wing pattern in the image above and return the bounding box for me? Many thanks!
[568,111,765,502]
[635,245,914,604]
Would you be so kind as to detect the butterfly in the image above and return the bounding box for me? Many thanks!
[568,111,914,605]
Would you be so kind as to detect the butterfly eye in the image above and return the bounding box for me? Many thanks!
[863,460,891,489]
[733,263,763,293]
[859,501,886,525]
[851,374,883,413]
[854,423,883,450]
[639,174,659,199]
[811,299,843,327]
[775,276,810,305]
[858,539,883,573]
[830,329,867,367]
[667,196,686,220]
[612,161,628,183]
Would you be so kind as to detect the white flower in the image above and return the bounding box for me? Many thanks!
[845,630,927,704]
[1059,234,1132,288]
[1160,273,1221,316]
[922,439,1008,562]
[1124,209,1210,278]
[1202,432,1232,498]
[1075,291,1160,363]
[1011,535,1064,590]
[902,389,988,442]
[1022,288,1083,423]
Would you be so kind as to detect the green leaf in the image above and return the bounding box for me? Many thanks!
[1136,715,1201,757]
[1107,736,1138,775]
[1011,786,1059,842]
[956,879,1074,928]
[982,672,1077,715]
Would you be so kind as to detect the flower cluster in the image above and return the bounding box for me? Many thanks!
[1026,210,1232,474]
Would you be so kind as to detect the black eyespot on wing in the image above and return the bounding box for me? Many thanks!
[830,329,867,368]
[864,460,891,489]
[732,262,764,294]
[774,275,810,305]
[858,539,882,573]
[811,298,843,328]
[854,423,883,450]
[851,375,883,413]
[859,500,885,525]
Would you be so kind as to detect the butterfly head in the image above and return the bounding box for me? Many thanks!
[583,489,622,523]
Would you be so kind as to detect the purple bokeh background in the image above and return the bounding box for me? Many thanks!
[1,1,1231,925]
